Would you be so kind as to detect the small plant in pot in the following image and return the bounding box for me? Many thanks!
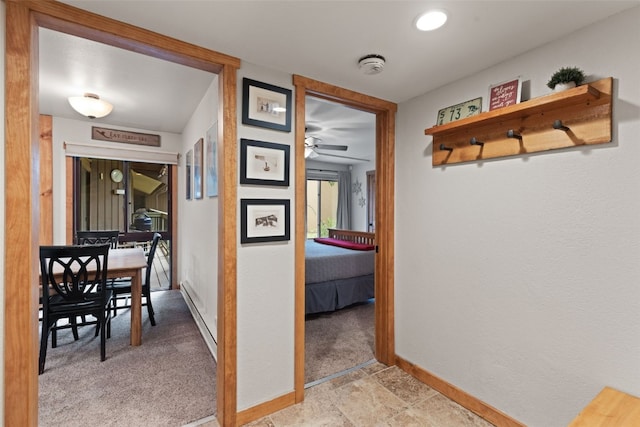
[547,66,586,92]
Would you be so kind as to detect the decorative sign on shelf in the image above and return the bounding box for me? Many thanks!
[92,126,161,147]
[488,77,522,111]
[436,97,482,126]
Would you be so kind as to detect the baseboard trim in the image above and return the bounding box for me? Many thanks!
[395,356,525,427]
[236,391,296,426]
[180,286,218,361]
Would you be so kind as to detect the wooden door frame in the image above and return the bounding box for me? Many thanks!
[292,75,397,401]
[4,2,240,426]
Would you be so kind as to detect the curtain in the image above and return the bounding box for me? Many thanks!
[336,170,351,229]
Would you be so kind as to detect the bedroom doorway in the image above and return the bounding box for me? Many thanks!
[293,74,397,402]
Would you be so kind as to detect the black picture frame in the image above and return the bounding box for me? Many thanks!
[242,78,292,132]
[240,138,290,186]
[241,199,290,244]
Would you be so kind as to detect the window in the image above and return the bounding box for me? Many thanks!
[306,178,339,238]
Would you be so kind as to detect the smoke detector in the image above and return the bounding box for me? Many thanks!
[358,54,386,75]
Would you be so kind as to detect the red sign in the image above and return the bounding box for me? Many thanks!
[489,78,521,111]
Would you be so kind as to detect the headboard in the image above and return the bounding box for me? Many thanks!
[327,228,376,246]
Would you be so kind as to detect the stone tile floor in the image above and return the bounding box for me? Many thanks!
[190,363,494,426]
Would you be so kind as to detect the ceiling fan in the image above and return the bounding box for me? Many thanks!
[304,131,370,162]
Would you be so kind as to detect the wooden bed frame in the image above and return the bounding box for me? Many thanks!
[327,228,376,246]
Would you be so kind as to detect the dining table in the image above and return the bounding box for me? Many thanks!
[42,246,147,346]
[104,247,147,346]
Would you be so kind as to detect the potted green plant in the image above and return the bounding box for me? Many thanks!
[547,66,586,92]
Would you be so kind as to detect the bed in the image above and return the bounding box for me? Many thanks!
[305,228,376,314]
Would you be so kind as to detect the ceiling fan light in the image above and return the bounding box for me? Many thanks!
[304,146,319,159]
[68,93,113,119]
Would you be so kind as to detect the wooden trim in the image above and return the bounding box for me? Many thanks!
[292,75,397,403]
[5,1,240,425]
[293,83,306,403]
[22,0,240,73]
[171,164,179,289]
[237,392,296,426]
[39,115,53,245]
[65,156,73,244]
[4,2,40,425]
[217,64,239,427]
[396,356,526,427]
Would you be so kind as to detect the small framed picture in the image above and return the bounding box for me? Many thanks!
[185,149,193,200]
[206,122,218,197]
[241,199,290,244]
[240,138,290,187]
[242,78,292,132]
[489,77,522,111]
[193,137,203,199]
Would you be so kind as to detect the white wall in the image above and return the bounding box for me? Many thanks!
[51,117,183,243]
[236,62,296,410]
[350,162,373,232]
[0,1,6,420]
[395,7,640,427]
[178,77,220,352]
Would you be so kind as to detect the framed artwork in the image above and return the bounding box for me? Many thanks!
[242,78,292,132]
[206,122,218,197]
[193,138,203,199]
[240,138,290,186]
[241,199,290,244]
[489,77,522,111]
[185,149,193,200]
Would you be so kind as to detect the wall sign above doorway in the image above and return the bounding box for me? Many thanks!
[92,126,161,147]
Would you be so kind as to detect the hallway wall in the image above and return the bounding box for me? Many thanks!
[395,7,640,426]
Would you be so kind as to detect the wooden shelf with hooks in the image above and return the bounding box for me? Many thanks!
[425,77,612,166]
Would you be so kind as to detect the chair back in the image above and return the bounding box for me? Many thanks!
[145,233,162,285]
[76,230,119,249]
[40,244,111,305]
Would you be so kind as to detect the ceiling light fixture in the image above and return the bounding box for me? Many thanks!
[68,93,113,119]
[415,10,448,31]
[358,54,386,75]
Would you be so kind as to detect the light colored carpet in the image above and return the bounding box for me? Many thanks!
[304,300,375,384]
[39,290,216,426]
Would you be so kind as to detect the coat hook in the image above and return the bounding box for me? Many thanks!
[439,143,453,152]
[470,137,484,146]
[553,119,570,131]
[507,129,522,140]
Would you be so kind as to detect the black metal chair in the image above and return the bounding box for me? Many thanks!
[76,230,119,248]
[39,243,113,374]
[109,232,161,326]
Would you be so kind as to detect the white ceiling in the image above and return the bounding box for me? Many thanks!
[41,1,637,164]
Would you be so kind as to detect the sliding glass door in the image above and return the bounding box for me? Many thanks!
[306,178,339,239]
[74,157,172,289]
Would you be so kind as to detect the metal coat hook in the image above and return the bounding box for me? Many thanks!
[553,119,570,131]
[439,143,453,152]
[469,137,484,146]
[507,129,522,140]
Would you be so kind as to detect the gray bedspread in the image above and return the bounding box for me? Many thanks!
[305,240,374,283]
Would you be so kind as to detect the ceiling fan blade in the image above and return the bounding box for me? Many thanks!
[318,152,370,162]
[314,144,348,151]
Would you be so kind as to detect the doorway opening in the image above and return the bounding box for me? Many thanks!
[74,157,172,290]
[293,74,397,402]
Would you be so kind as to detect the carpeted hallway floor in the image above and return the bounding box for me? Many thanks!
[38,290,216,426]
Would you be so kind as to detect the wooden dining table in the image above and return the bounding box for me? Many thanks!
[104,248,147,346]
[42,247,147,346]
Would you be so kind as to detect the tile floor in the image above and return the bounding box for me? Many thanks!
[192,363,495,427]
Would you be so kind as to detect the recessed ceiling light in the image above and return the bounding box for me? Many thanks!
[415,10,448,31]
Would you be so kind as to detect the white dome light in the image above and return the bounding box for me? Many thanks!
[416,10,448,31]
[68,93,113,119]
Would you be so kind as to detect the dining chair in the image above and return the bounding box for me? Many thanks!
[109,232,161,326]
[76,230,119,248]
[39,243,113,374]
